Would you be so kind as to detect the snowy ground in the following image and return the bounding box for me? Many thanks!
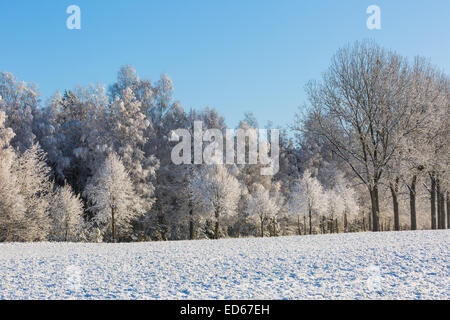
[0,230,448,300]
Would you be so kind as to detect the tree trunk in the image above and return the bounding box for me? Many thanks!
[260,216,264,237]
[390,178,400,231]
[309,207,312,235]
[297,215,301,235]
[409,176,417,231]
[430,173,437,229]
[437,178,442,229]
[303,214,306,235]
[362,212,366,232]
[344,212,348,233]
[369,185,380,231]
[447,191,450,229]
[189,206,194,240]
[320,216,324,234]
[214,210,220,239]
[64,215,69,241]
[111,206,116,243]
[440,191,446,229]
[329,217,333,233]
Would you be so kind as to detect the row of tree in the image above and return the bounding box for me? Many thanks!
[0,40,448,242]
[298,40,449,232]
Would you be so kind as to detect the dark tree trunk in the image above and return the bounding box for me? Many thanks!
[362,212,366,232]
[344,212,348,233]
[260,216,264,237]
[440,191,446,229]
[430,173,437,229]
[111,206,116,243]
[297,215,301,235]
[303,214,306,235]
[65,219,69,241]
[214,210,220,239]
[369,185,380,231]
[309,207,312,235]
[437,178,442,229]
[189,206,195,240]
[447,191,450,229]
[390,178,400,231]
[409,175,417,231]
[323,216,326,234]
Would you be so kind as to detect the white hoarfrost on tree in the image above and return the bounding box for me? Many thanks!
[246,183,283,237]
[327,172,359,233]
[84,153,143,242]
[324,188,345,233]
[0,52,447,242]
[0,72,38,152]
[288,169,325,235]
[305,41,422,232]
[189,165,241,239]
[108,87,158,214]
[50,184,85,242]
[0,110,26,241]
[13,143,53,241]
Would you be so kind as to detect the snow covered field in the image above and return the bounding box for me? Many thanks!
[0,230,448,300]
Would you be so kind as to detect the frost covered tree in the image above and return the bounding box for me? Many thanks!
[43,85,108,193]
[0,110,25,241]
[0,55,447,241]
[323,189,345,233]
[84,153,143,242]
[246,183,282,237]
[268,181,286,236]
[50,184,85,242]
[288,169,324,235]
[333,172,359,232]
[107,84,158,230]
[189,165,241,239]
[13,143,53,241]
[304,41,422,231]
[0,72,38,152]
[414,72,450,230]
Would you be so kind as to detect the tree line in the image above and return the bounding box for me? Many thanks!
[0,40,448,242]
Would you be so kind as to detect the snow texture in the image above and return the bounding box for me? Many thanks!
[0,230,448,300]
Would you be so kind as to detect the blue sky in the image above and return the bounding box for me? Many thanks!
[1,0,449,128]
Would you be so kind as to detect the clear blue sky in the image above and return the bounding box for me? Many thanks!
[1,0,449,128]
